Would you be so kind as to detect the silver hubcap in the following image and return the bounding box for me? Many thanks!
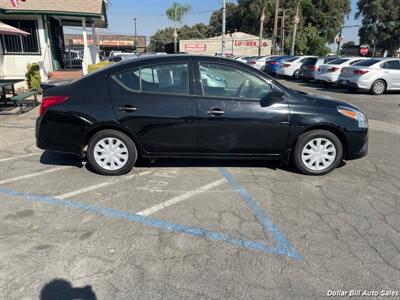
[93,137,129,171]
[301,138,336,171]
[373,81,385,94]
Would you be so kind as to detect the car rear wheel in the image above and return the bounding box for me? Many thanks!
[370,79,386,95]
[87,130,137,175]
[293,130,343,175]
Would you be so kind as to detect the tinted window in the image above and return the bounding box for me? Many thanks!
[285,56,300,62]
[352,59,381,67]
[324,57,338,63]
[114,68,141,91]
[349,59,363,65]
[384,60,400,70]
[141,63,188,94]
[328,58,350,65]
[199,62,271,99]
[114,63,189,94]
[304,58,318,65]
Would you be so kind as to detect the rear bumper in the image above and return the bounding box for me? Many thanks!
[337,77,371,90]
[315,73,339,82]
[36,116,84,157]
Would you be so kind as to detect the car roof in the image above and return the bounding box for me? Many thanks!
[87,55,267,77]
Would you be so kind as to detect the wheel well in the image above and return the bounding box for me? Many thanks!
[298,125,349,158]
[84,126,141,155]
[372,78,387,88]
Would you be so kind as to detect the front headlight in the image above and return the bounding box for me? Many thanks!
[337,106,368,128]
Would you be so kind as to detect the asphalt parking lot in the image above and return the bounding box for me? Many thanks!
[0,81,399,299]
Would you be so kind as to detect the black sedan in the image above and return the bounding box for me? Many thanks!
[36,55,368,176]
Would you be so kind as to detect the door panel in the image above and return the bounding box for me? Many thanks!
[195,62,290,155]
[107,62,197,154]
[196,98,290,154]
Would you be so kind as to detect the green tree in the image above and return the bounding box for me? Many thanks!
[356,0,400,56]
[208,0,351,55]
[166,2,192,53]
[148,24,212,52]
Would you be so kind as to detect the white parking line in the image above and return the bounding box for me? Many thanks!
[136,178,227,216]
[55,170,153,199]
[0,153,40,163]
[0,166,69,185]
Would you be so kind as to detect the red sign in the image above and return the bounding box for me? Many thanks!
[360,47,369,56]
[184,44,206,52]
[234,40,268,47]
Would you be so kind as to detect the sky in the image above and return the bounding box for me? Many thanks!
[67,0,361,45]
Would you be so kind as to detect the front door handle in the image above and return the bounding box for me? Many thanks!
[206,108,224,116]
[118,106,137,112]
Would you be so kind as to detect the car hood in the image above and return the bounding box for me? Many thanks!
[292,89,361,111]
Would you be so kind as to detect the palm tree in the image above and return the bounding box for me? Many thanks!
[166,2,192,53]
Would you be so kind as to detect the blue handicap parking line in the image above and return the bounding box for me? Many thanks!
[0,169,302,259]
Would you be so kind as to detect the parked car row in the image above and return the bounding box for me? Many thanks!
[239,54,400,95]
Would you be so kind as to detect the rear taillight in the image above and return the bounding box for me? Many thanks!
[317,67,321,72]
[270,61,278,65]
[248,60,256,65]
[283,64,291,68]
[39,96,69,116]
[327,67,340,73]
[353,69,369,75]
[306,65,317,71]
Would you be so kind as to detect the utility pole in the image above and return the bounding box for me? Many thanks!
[133,17,137,51]
[336,26,342,56]
[221,0,226,56]
[281,9,286,55]
[272,0,280,54]
[258,6,266,56]
[290,2,300,55]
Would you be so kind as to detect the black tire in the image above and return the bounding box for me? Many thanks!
[370,79,386,95]
[87,129,137,176]
[293,130,343,175]
[292,69,300,80]
[347,87,358,93]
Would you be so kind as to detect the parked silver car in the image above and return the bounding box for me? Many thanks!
[338,58,400,95]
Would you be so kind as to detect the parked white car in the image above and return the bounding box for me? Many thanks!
[276,56,316,78]
[246,55,280,71]
[236,56,254,64]
[338,58,400,95]
[315,57,365,83]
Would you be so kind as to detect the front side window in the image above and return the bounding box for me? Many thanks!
[199,62,271,99]
[384,60,400,70]
[114,63,189,94]
[0,20,40,54]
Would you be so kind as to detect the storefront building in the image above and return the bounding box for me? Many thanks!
[179,32,271,56]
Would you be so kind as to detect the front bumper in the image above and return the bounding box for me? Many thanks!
[345,129,369,160]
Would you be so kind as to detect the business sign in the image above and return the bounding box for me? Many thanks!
[234,40,268,47]
[184,43,207,52]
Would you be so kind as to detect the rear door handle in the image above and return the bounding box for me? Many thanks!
[206,108,224,116]
[118,106,137,112]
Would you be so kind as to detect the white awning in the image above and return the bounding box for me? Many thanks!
[0,21,30,36]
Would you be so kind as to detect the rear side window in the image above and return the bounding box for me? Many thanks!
[383,60,400,70]
[114,63,189,94]
[285,56,300,62]
[304,58,317,65]
[328,58,349,65]
[352,59,381,67]
[349,59,363,65]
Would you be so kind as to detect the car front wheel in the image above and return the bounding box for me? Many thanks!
[87,130,137,175]
[293,130,343,175]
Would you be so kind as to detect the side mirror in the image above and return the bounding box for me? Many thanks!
[260,90,286,107]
